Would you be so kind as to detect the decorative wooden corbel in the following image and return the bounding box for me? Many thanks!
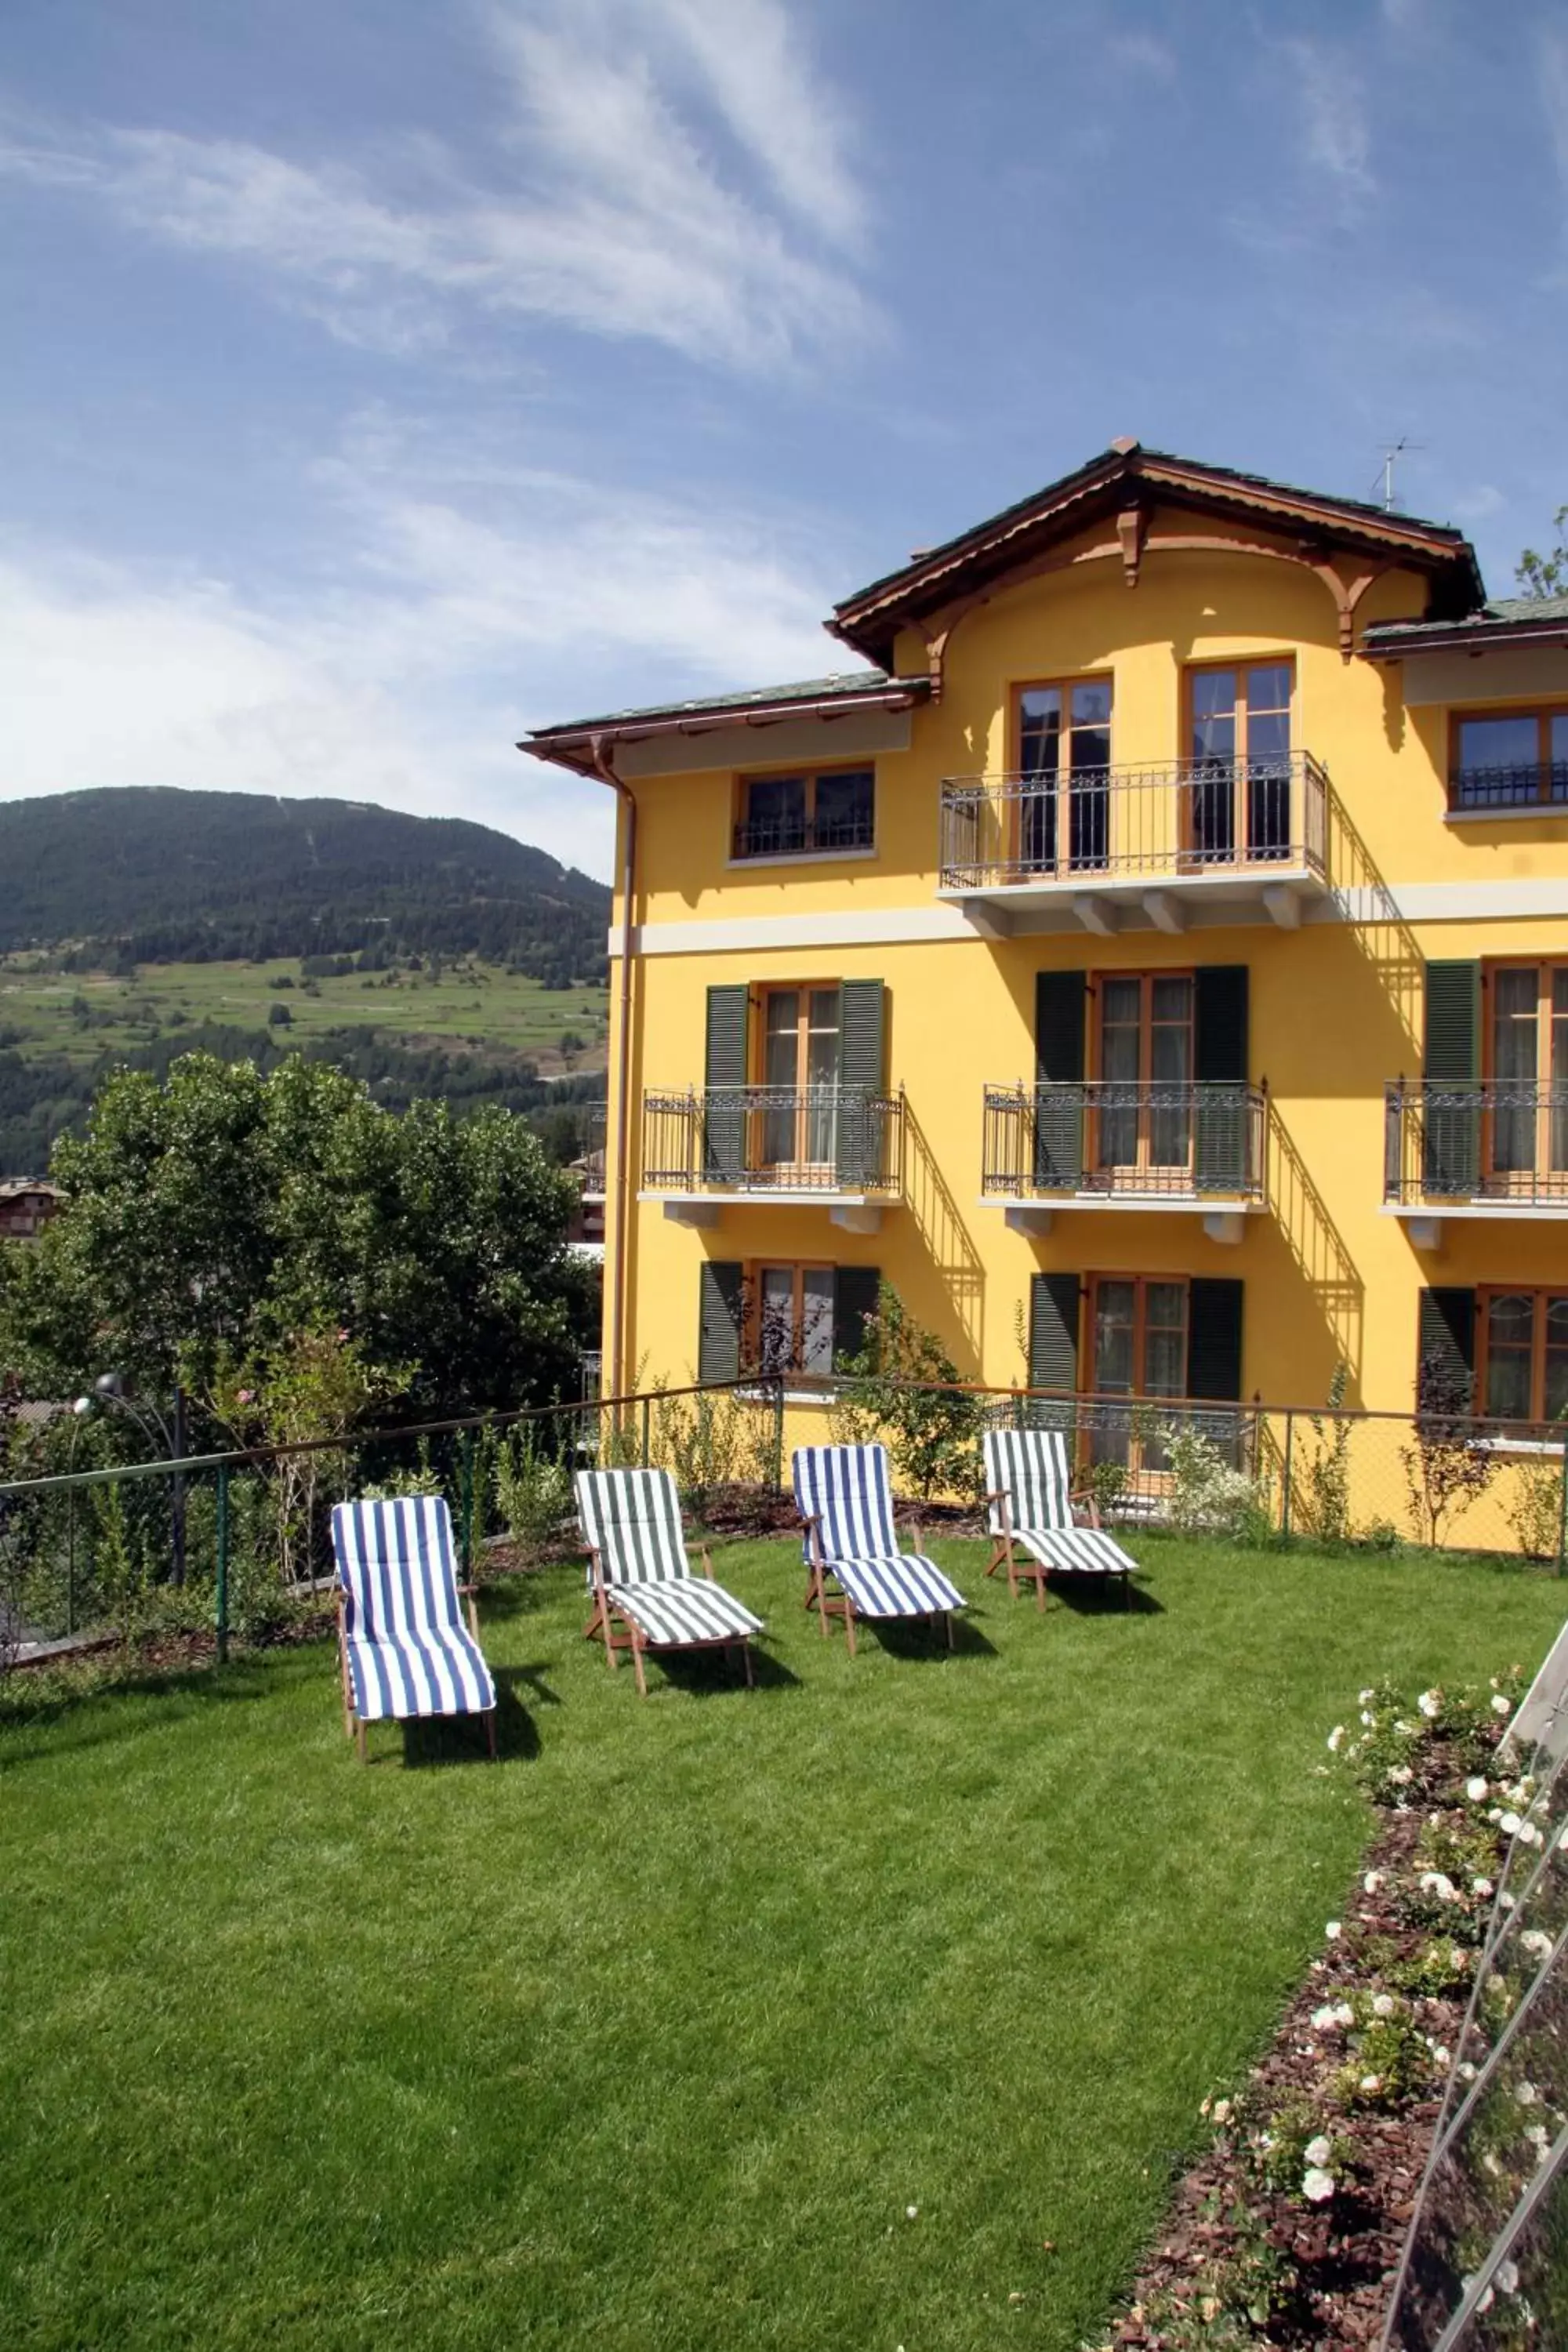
[1116,500,1149,588]
[1303,548,1385,660]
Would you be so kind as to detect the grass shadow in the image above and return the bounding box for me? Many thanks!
[1047,1576,1164,1617]
[861,1613,999,1661]
[628,1642,802,1698]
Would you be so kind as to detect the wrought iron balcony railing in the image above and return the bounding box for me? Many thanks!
[731,807,876,860]
[939,753,1328,892]
[982,1081,1266,1199]
[641,1086,903,1194]
[1384,1081,1568,1205]
[1449,760,1568,815]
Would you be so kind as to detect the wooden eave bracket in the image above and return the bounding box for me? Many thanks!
[1116,500,1149,588]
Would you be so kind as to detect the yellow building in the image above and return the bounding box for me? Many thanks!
[527,441,1568,1515]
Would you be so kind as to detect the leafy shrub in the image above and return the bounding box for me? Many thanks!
[493,1427,573,1553]
[1502,1428,1565,1561]
[830,1284,982,1501]
[1161,1421,1272,1541]
[1292,1363,1355,1541]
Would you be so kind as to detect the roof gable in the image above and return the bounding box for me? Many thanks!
[829,441,1484,668]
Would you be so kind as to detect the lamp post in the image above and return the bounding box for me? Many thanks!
[80,1372,187,1588]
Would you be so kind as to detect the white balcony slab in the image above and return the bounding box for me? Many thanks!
[1385,1201,1568,1234]
[641,1188,893,1232]
[982,1194,1257,1243]
[943,862,1326,935]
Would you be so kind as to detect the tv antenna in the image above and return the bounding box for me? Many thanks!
[1371,437,1425,514]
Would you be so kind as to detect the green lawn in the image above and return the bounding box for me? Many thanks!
[2,1537,1561,2352]
[0,955,609,1076]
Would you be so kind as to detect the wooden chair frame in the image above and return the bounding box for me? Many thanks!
[581,1537,757,1697]
[798,1509,956,1653]
[984,1483,1130,1610]
[336,1579,498,1762]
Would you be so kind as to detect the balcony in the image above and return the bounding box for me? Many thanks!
[981,1081,1266,1243]
[938,754,1330,935]
[639,1086,904,1232]
[1384,1082,1568,1244]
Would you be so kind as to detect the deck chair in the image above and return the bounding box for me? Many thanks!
[792,1443,966,1654]
[982,1427,1136,1606]
[330,1497,498,1762]
[573,1468,764,1696]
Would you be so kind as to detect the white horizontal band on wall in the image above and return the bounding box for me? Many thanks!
[609,878,1568,960]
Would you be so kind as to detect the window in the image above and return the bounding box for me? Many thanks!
[1093,973,1195,1180]
[758,985,840,1168]
[1479,1290,1568,1425]
[754,1265,836,1377]
[1185,661,1294,865]
[1014,677,1112,873]
[1087,1274,1189,1474]
[1485,962,1568,1188]
[1451,710,1568,812]
[733,768,874,859]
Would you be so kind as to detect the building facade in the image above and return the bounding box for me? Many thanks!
[528,443,1568,1499]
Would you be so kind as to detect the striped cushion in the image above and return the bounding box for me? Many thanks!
[1012,1526,1135,1577]
[793,1445,966,1618]
[332,1498,495,1722]
[982,1428,1076,1536]
[793,1444,900,1562]
[612,1579,764,1646]
[575,1468,690,1584]
[829,1554,967,1618]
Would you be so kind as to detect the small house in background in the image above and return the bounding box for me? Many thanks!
[0,1179,60,1241]
[565,1109,606,1251]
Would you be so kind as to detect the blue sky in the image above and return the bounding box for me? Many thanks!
[2,0,1566,880]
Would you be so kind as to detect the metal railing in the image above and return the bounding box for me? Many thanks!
[938,752,1330,891]
[982,1081,1267,1199]
[1385,1081,1568,1205]
[731,807,875,859]
[576,1105,606,1198]
[1449,760,1568,814]
[641,1085,904,1194]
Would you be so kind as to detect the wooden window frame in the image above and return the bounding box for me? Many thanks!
[753,983,842,1174]
[1480,959,1568,1192]
[731,764,876,862]
[1180,657,1297,869]
[1476,1285,1568,1426]
[1007,673,1115,877]
[1087,971,1196,1184]
[749,1261,835,1378]
[1448,706,1568,813]
[1084,1272,1191,1479]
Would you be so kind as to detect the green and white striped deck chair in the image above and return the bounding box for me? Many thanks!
[573,1468,764,1697]
[982,1428,1137,1606]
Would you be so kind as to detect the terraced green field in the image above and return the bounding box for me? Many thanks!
[0,956,609,1076]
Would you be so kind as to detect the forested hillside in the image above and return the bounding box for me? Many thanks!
[0,789,608,983]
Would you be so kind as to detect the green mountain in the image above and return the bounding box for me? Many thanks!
[0,788,608,982]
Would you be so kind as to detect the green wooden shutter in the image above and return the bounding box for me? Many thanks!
[702,985,749,1183]
[1194,966,1250,1192]
[1417,1286,1476,1413]
[1187,1278,1243,1400]
[1034,971,1086,1188]
[835,979,886,1187]
[1422,961,1481,1196]
[832,1266,881,1370]
[697,1261,745,1385]
[1027,1271,1081,1436]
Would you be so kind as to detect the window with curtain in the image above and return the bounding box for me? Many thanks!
[1185,661,1294,865]
[755,1265,836,1376]
[1087,1275,1189,1474]
[1480,1290,1568,1425]
[1015,677,1112,873]
[1094,973,1195,1181]
[759,986,841,1168]
[1486,962,1568,1187]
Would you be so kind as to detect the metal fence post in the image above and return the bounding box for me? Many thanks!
[459,1430,475,1577]
[1280,1409,1294,1541]
[773,1380,786,1494]
[1557,1436,1567,1576]
[641,1396,651,1468]
[215,1465,229,1665]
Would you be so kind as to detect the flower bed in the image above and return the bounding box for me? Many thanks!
[1100,1670,1535,2349]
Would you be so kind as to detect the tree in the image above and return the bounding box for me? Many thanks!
[0,1053,597,1425]
[1515,508,1568,600]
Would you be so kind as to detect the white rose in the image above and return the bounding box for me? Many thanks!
[1466,1777,1489,1802]
[1301,2166,1335,2203]
[1372,1994,1396,2018]
[1304,2134,1334,2167]
[1325,1920,1342,1940]
[1493,1694,1512,1716]
[1363,1871,1384,1894]
[1418,1690,1441,1718]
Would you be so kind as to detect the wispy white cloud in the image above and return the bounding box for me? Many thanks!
[1107,29,1178,82]
[1276,35,1375,210]
[0,417,848,876]
[0,0,873,372]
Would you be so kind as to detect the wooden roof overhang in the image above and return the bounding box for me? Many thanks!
[524,674,930,777]
[826,441,1484,688]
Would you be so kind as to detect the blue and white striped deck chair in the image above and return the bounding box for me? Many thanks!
[330,1497,497,1762]
[982,1428,1136,1607]
[573,1468,764,1697]
[791,1443,966,1654]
